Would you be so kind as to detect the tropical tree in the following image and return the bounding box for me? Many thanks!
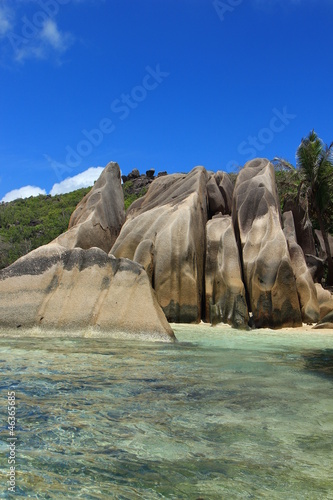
[272,156,300,210]
[296,130,333,284]
[273,131,333,285]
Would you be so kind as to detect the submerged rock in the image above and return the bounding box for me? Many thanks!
[0,244,175,341]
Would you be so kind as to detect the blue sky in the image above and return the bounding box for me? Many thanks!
[0,0,332,202]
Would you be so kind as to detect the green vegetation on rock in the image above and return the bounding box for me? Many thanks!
[274,130,333,284]
[1,136,333,282]
[0,181,148,270]
[0,188,91,269]
[122,180,148,210]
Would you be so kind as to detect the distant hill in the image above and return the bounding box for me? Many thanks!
[0,174,151,270]
[0,187,91,269]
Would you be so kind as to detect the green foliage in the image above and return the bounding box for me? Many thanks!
[274,132,333,284]
[274,165,301,212]
[0,188,91,269]
[122,181,148,210]
[124,194,140,210]
[2,146,333,275]
[0,181,149,269]
[296,131,333,284]
[273,147,333,234]
[296,130,333,214]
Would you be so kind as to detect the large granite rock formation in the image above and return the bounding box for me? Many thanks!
[233,159,302,328]
[305,254,325,283]
[314,230,333,260]
[283,198,316,256]
[315,283,333,320]
[0,162,174,341]
[55,162,125,253]
[283,211,320,324]
[205,216,248,328]
[0,244,175,341]
[313,310,333,329]
[111,167,210,323]
[2,158,333,335]
[206,171,234,217]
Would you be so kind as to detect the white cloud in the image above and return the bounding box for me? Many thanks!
[50,167,104,196]
[40,19,72,52]
[1,185,47,203]
[14,19,74,62]
[0,166,104,202]
[0,2,74,63]
[0,6,12,36]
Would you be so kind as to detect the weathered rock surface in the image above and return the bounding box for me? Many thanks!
[314,230,333,260]
[122,172,156,200]
[0,244,175,341]
[283,198,316,256]
[205,216,248,328]
[283,211,320,324]
[312,310,333,329]
[305,254,325,283]
[111,167,210,323]
[3,159,333,334]
[207,171,234,216]
[233,158,302,328]
[315,283,333,320]
[55,162,125,253]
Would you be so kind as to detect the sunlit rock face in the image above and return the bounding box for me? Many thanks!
[1,159,332,334]
[111,167,210,323]
[56,162,125,253]
[0,244,175,341]
[205,216,249,329]
[283,211,320,324]
[315,283,333,320]
[232,158,302,328]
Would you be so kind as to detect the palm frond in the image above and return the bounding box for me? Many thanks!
[296,130,324,186]
[271,157,295,171]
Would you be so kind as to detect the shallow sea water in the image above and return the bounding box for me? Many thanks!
[0,324,333,499]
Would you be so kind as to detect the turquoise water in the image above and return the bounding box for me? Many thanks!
[0,325,333,499]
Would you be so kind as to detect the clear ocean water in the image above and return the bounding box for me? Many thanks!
[0,324,333,499]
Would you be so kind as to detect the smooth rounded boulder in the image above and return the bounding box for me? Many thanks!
[232,158,302,328]
[56,162,125,253]
[283,211,320,324]
[206,171,234,217]
[0,244,175,341]
[315,283,333,320]
[111,167,210,323]
[205,216,249,328]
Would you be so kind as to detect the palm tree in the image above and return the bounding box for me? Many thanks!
[296,130,333,284]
